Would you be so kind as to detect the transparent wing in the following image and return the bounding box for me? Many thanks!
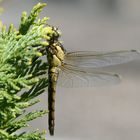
[65,50,140,68]
[57,64,121,88]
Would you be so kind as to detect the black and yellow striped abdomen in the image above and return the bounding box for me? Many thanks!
[48,66,59,135]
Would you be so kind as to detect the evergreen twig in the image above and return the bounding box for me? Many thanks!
[0,2,60,139]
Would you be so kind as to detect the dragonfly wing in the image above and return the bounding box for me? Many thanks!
[58,64,121,88]
[65,50,140,68]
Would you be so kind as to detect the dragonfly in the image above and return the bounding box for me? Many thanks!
[46,29,140,136]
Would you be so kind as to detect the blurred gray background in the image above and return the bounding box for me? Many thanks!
[1,0,140,140]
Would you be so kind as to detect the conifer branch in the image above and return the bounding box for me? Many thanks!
[0,2,59,139]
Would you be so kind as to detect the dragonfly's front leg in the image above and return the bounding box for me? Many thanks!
[48,66,59,136]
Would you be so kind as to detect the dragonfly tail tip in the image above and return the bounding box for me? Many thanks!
[49,128,54,136]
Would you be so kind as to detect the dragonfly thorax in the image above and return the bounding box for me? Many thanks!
[51,54,62,67]
[47,43,65,67]
[55,45,65,61]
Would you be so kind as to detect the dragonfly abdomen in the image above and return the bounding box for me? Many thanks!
[48,66,59,136]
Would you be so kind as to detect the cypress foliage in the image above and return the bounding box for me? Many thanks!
[0,3,60,139]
